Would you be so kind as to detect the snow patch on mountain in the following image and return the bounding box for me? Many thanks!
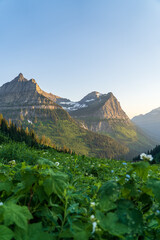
[60,101,75,105]
[85,99,95,102]
[61,101,87,111]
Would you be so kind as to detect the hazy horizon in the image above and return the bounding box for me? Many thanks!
[1,0,160,118]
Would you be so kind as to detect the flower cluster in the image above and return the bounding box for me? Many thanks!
[140,153,153,162]
[8,160,16,165]
[90,202,96,208]
[90,215,97,233]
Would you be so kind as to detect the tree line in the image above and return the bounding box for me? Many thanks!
[0,114,74,154]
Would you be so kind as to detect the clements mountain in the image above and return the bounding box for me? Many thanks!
[0,73,155,159]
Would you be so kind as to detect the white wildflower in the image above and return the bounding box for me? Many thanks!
[8,160,16,165]
[140,153,147,160]
[92,221,97,234]
[55,162,59,166]
[140,153,153,162]
[90,215,95,220]
[147,155,153,161]
[90,202,96,207]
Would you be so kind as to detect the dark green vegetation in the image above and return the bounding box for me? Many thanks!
[134,144,160,164]
[1,124,160,239]
[1,109,128,159]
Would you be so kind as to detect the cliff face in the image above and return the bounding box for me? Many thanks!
[0,73,61,109]
[59,91,130,133]
[57,91,155,154]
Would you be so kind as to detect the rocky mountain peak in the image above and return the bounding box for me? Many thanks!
[79,91,102,103]
[14,73,28,82]
[0,74,61,110]
[30,78,36,84]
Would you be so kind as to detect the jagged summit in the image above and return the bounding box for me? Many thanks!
[57,90,128,120]
[79,91,114,104]
[11,73,37,84]
[0,74,61,109]
[81,91,102,100]
[13,73,28,82]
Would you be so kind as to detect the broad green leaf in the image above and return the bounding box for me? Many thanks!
[3,203,32,230]
[0,181,13,193]
[147,179,160,202]
[27,222,52,240]
[71,221,91,240]
[96,210,129,237]
[43,172,68,198]
[132,162,150,180]
[117,200,143,234]
[98,181,118,211]
[0,225,14,240]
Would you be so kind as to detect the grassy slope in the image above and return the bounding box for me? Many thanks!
[31,117,129,159]
[1,108,129,159]
[75,117,155,158]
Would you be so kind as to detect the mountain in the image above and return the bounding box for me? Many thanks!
[0,73,61,108]
[0,73,129,159]
[132,108,160,141]
[56,91,155,156]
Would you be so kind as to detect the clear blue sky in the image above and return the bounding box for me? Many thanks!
[0,0,160,118]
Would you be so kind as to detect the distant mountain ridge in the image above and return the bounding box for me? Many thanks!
[132,108,160,141]
[55,90,155,155]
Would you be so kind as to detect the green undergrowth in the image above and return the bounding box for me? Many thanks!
[0,141,160,239]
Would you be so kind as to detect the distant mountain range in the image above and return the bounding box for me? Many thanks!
[0,73,155,159]
[55,89,155,156]
[132,108,160,141]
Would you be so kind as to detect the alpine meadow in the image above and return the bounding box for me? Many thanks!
[1,1,160,240]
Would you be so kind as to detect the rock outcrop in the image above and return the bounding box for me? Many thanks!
[0,73,61,109]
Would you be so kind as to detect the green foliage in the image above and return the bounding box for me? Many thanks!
[1,109,129,159]
[133,144,160,163]
[0,142,39,164]
[1,127,160,239]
